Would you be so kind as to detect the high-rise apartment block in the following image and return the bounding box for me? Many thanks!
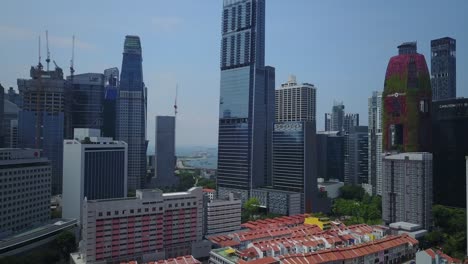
[382,42,432,153]
[62,129,127,222]
[368,91,383,195]
[17,64,66,194]
[382,152,432,229]
[205,193,241,236]
[431,37,456,100]
[67,73,105,137]
[217,0,275,202]
[103,68,119,139]
[117,36,147,190]
[155,116,178,188]
[432,98,468,208]
[275,75,316,122]
[344,126,368,185]
[0,149,51,236]
[78,187,209,263]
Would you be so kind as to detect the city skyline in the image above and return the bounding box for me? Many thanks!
[1,0,468,147]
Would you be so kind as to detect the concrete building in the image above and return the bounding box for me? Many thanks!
[272,122,316,213]
[155,116,178,188]
[382,153,433,229]
[416,249,462,264]
[0,149,51,237]
[17,64,66,195]
[62,129,127,223]
[114,255,201,264]
[317,178,344,199]
[205,193,241,236]
[203,189,216,202]
[275,75,316,123]
[343,113,359,134]
[66,73,105,137]
[3,99,19,148]
[368,91,383,195]
[389,222,427,240]
[324,113,331,131]
[217,0,275,202]
[116,36,147,190]
[251,188,302,216]
[316,131,344,181]
[431,37,456,101]
[330,102,345,132]
[432,98,468,208]
[77,187,210,263]
[344,126,368,185]
[6,87,21,106]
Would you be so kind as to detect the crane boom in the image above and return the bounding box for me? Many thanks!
[46,30,50,71]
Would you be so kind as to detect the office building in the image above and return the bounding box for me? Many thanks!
[67,73,105,137]
[116,36,147,190]
[205,193,241,236]
[3,99,19,148]
[62,128,127,222]
[324,113,331,131]
[329,102,345,132]
[78,187,210,263]
[0,85,3,147]
[382,152,432,229]
[368,91,383,195]
[382,42,432,153]
[155,116,178,188]
[6,87,21,106]
[251,188,303,216]
[431,37,456,100]
[275,75,316,122]
[432,98,468,208]
[17,63,66,195]
[316,131,344,181]
[103,67,119,139]
[344,126,368,185]
[0,149,51,236]
[217,0,275,202]
[343,113,359,134]
[272,122,316,213]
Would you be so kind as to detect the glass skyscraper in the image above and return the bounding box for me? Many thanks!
[103,67,119,139]
[431,37,456,101]
[217,0,273,201]
[116,36,147,191]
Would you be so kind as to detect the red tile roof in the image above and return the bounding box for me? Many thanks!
[123,255,201,264]
[240,257,279,264]
[203,189,216,193]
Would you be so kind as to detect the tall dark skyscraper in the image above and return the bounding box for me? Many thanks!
[217,0,273,201]
[344,126,368,185]
[103,67,119,139]
[317,131,344,181]
[325,102,345,132]
[431,37,456,101]
[117,36,147,191]
[17,64,66,195]
[0,84,4,148]
[382,42,432,153]
[343,113,359,134]
[432,98,468,208]
[67,73,104,135]
[155,116,178,188]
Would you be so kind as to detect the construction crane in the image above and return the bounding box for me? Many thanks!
[45,30,50,71]
[70,35,75,80]
[35,34,44,149]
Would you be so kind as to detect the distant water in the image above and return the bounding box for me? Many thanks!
[148,145,217,169]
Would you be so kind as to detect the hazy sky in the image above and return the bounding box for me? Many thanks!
[1,0,467,147]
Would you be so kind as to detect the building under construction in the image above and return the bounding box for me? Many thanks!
[17,63,67,195]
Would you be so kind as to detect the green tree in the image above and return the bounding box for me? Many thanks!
[339,185,365,200]
[242,198,260,222]
[197,178,216,189]
[56,231,77,261]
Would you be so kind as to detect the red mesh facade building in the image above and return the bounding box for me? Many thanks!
[382,42,432,152]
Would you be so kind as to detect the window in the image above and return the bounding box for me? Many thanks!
[137,209,141,213]
[107,212,111,216]
[98,212,103,217]
[145,208,149,212]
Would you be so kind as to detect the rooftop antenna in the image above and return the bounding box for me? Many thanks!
[174,83,178,116]
[38,36,43,70]
[45,30,50,71]
[70,35,75,79]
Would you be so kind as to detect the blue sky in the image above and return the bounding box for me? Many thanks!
[1,0,467,147]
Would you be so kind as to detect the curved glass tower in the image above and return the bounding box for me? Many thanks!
[382,42,432,153]
[117,35,147,190]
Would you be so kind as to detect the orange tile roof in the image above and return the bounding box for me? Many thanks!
[122,256,200,264]
[203,189,216,193]
[240,257,279,264]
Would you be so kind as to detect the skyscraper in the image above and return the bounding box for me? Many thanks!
[343,113,359,134]
[3,99,19,148]
[117,36,147,191]
[382,152,432,229]
[17,63,66,195]
[324,113,331,131]
[155,116,178,188]
[432,98,468,208]
[368,91,383,195]
[0,84,4,148]
[217,0,274,201]
[328,102,345,132]
[67,73,104,135]
[344,126,368,185]
[316,131,344,181]
[103,67,119,139]
[63,128,127,222]
[275,75,316,123]
[382,42,432,153]
[431,37,456,101]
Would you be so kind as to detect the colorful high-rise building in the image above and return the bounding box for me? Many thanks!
[116,36,147,191]
[382,42,432,153]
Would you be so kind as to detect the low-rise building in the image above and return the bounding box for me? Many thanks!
[317,178,343,199]
[79,255,201,264]
[203,189,216,202]
[304,216,331,230]
[0,148,51,237]
[205,193,241,236]
[416,249,462,264]
[389,221,427,239]
[251,188,302,216]
[75,187,211,264]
